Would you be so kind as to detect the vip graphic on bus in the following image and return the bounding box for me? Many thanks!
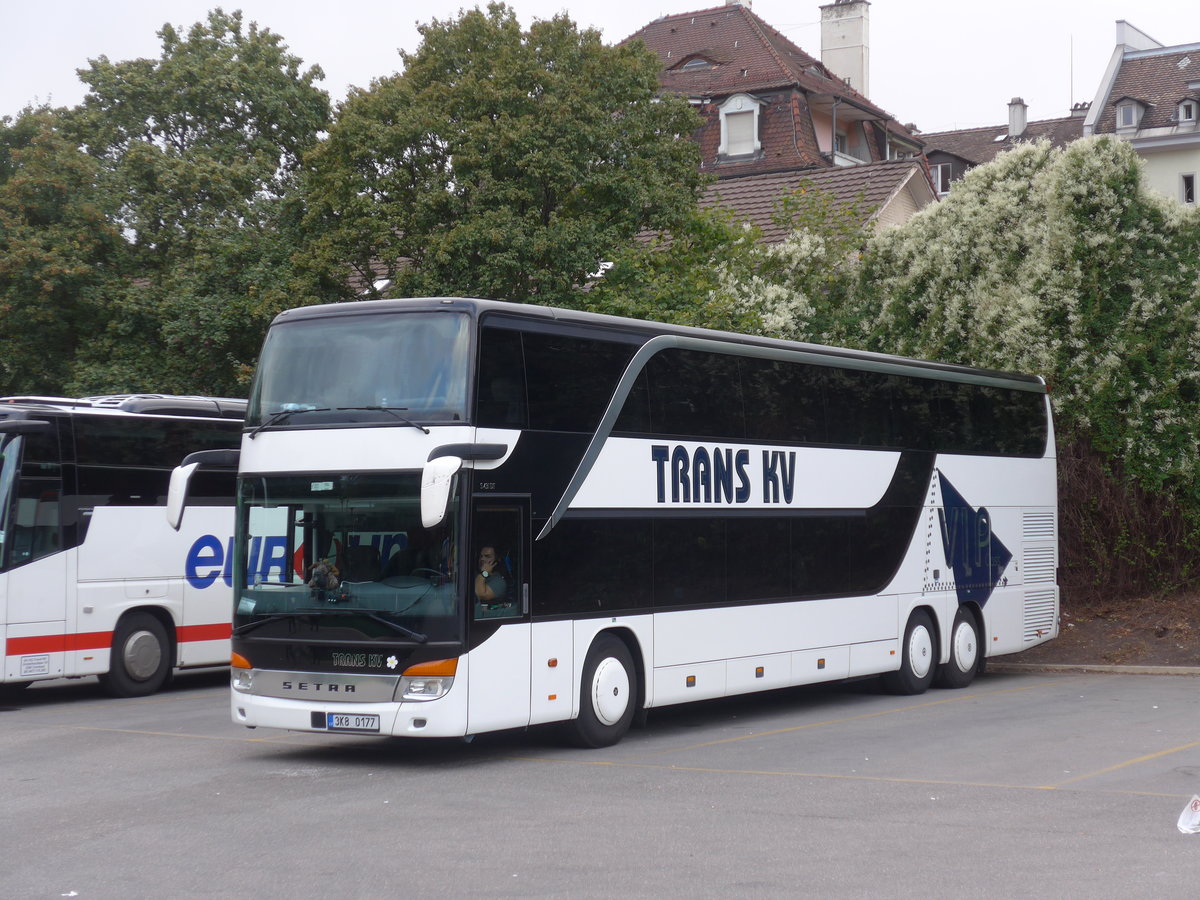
[169,298,1058,747]
[1,395,244,696]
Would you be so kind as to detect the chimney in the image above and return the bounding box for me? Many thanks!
[1070,101,1091,118]
[1008,97,1028,137]
[820,0,870,97]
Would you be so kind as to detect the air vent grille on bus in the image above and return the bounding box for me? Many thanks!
[1022,511,1055,541]
[1022,547,1056,584]
[1023,588,1057,642]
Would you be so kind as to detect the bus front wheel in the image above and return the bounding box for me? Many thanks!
[566,634,637,748]
[882,609,936,695]
[99,612,172,698]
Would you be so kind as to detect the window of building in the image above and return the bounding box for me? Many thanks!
[1180,100,1197,122]
[718,94,761,158]
[1117,103,1140,129]
[930,163,952,196]
[1184,173,1196,205]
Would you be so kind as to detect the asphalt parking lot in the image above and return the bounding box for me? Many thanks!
[3,668,1200,898]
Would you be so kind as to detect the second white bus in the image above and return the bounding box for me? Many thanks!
[2,395,243,697]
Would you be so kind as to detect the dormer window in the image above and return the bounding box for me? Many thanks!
[679,56,713,71]
[718,93,762,158]
[1179,99,1198,123]
[1116,100,1144,130]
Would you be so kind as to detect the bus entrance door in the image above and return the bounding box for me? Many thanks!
[467,499,530,734]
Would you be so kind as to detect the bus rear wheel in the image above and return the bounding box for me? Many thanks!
[936,607,981,689]
[566,634,637,748]
[99,612,172,698]
[882,609,936,695]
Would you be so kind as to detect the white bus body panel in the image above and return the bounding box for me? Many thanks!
[238,425,478,474]
[3,505,234,684]
[467,623,531,734]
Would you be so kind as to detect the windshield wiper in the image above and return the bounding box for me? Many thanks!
[318,608,429,642]
[248,406,331,440]
[233,613,307,636]
[234,609,428,643]
[336,406,430,434]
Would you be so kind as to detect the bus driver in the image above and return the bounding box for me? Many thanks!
[474,545,509,614]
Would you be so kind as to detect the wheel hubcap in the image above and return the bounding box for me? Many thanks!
[591,656,630,726]
[123,630,162,681]
[908,625,933,679]
[952,621,977,672]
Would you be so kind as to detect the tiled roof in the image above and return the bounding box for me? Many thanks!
[623,3,916,142]
[700,159,932,243]
[919,115,1084,165]
[1093,45,1200,133]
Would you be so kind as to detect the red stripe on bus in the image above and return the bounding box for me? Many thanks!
[177,623,232,642]
[5,632,112,655]
[5,623,231,657]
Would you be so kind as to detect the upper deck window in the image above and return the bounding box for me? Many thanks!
[247,311,472,429]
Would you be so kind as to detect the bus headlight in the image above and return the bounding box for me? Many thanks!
[395,657,458,702]
[231,652,253,692]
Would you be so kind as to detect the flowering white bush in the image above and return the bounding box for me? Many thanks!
[855,138,1200,505]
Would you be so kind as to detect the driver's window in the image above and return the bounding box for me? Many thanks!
[472,504,522,620]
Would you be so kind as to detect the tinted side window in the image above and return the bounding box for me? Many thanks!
[652,518,726,608]
[742,358,827,444]
[727,518,790,602]
[647,350,745,439]
[523,332,637,432]
[75,417,239,507]
[476,327,528,429]
[824,369,893,448]
[986,386,1048,457]
[533,518,652,615]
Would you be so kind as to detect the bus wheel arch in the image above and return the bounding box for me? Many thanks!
[99,608,175,698]
[566,630,641,748]
[936,604,983,689]
[882,606,938,695]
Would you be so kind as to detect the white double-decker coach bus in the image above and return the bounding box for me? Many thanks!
[173,298,1057,747]
[1,394,243,696]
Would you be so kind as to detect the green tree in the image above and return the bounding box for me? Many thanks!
[0,107,119,393]
[305,2,704,306]
[583,205,762,332]
[67,8,331,395]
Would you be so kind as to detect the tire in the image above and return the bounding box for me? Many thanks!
[566,634,637,748]
[882,609,936,695]
[99,612,172,698]
[936,607,981,689]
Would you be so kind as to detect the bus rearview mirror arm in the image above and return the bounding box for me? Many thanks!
[166,449,241,531]
[421,456,462,528]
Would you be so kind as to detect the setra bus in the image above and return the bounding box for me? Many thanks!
[1,394,243,696]
[171,298,1058,747]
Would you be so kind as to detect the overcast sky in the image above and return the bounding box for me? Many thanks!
[1,1,1194,134]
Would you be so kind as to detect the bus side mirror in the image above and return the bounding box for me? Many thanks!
[165,448,240,530]
[166,462,201,531]
[421,456,462,528]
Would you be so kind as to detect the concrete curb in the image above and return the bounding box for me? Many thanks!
[988,661,1200,676]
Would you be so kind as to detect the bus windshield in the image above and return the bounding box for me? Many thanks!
[246,311,472,428]
[234,473,461,643]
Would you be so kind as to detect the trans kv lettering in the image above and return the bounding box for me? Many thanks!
[651,444,797,505]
